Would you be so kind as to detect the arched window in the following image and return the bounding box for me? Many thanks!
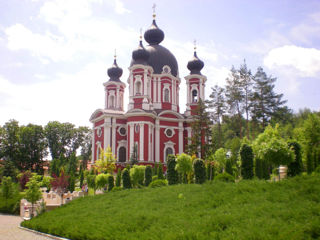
[118,147,126,162]
[109,95,115,108]
[192,89,198,103]
[135,81,141,95]
[164,88,170,102]
[165,147,173,162]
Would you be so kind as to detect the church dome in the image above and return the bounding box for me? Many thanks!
[107,59,123,82]
[144,19,164,45]
[145,45,178,77]
[131,18,179,77]
[187,51,204,75]
[132,40,150,64]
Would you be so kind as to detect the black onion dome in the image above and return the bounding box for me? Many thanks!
[187,51,204,75]
[144,20,164,45]
[132,40,150,64]
[107,59,123,82]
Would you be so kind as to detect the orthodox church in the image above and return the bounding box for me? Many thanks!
[89,12,207,166]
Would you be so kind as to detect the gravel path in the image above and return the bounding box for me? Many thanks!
[0,214,53,240]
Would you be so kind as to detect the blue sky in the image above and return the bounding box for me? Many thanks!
[0,0,319,127]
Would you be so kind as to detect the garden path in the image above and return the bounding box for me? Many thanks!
[0,214,52,240]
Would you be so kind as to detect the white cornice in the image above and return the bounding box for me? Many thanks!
[184,74,207,82]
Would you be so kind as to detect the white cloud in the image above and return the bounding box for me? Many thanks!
[0,62,108,126]
[113,0,131,14]
[264,45,320,77]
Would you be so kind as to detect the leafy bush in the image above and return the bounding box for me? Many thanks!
[108,175,114,191]
[130,165,145,187]
[144,166,152,186]
[176,153,193,183]
[149,179,168,188]
[240,144,254,179]
[193,159,206,184]
[17,171,32,190]
[157,164,164,180]
[0,177,21,214]
[215,172,235,182]
[115,168,121,187]
[122,169,131,189]
[96,174,109,191]
[167,155,178,185]
[152,175,158,182]
[225,159,233,176]
[86,174,97,194]
[287,141,303,177]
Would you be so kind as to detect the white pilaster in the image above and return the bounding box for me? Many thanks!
[153,77,156,103]
[155,119,160,162]
[139,123,144,161]
[116,88,120,109]
[112,120,116,155]
[157,77,161,103]
[148,124,151,162]
[129,123,134,157]
[91,126,95,163]
[179,122,183,154]
[187,127,192,145]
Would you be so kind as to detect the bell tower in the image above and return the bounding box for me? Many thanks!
[185,42,206,116]
[104,53,126,111]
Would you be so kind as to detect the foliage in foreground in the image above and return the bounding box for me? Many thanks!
[22,175,320,240]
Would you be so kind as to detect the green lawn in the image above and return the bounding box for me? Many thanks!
[21,175,320,240]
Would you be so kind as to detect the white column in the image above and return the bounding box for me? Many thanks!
[148,124,151,162]
[91,125,95,163]
[187,81,190,105]
[179,122,183,154]
[104,126,111,150]
[130,74,134,96]
[157,78,161,102]
[139,123,144,161]
[144,72,147,96]
[112,120,116,155]
[172,79,176,105]
[116,87,120,109]
[153,77,156,103]
[129,123,134,157]
[187,127,192,145]
[155,120,160,162]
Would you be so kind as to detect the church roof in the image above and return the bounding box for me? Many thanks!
[130,18,179,77]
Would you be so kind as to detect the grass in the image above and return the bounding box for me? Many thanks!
[21,175,320,240]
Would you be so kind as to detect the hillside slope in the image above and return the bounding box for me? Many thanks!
[22,175,320,240]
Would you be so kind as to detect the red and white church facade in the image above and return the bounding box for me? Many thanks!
[90,14,207,166]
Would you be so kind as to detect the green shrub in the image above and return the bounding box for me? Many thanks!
[207,164,215,181]
[115,168,121,187]
[225,159,233,176]
[87,174,97,194]
[215,172,235,182]
[287,141,303,177]
[193,159,206,184]
[157,164,164,180]
[130,165,146,187]
[108,175,114,191]
[111,186,123,192]
[122,169,131,189]
[149,179,168,188]
[167,155,178,185]
[144,166,152,186]
[0,178,21,214]
[152,175,158,182]
[95,174,108,191]
[240,144,254,179]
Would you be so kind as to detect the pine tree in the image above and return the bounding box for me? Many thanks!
[194,159,206,184]
[225,66,244,138]
[122,169,131,189]
[239,60,253,139]
[187,99,212,159]
[240,144,254,179]
[251,67,287,129]
[144,166,152,186]
[208,85,226,148]
[130,143,138,166]
[167,155,179,185]
[115,168,121,187]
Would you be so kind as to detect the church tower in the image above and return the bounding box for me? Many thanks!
[185,43,206,116]
[104,55,126,111]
